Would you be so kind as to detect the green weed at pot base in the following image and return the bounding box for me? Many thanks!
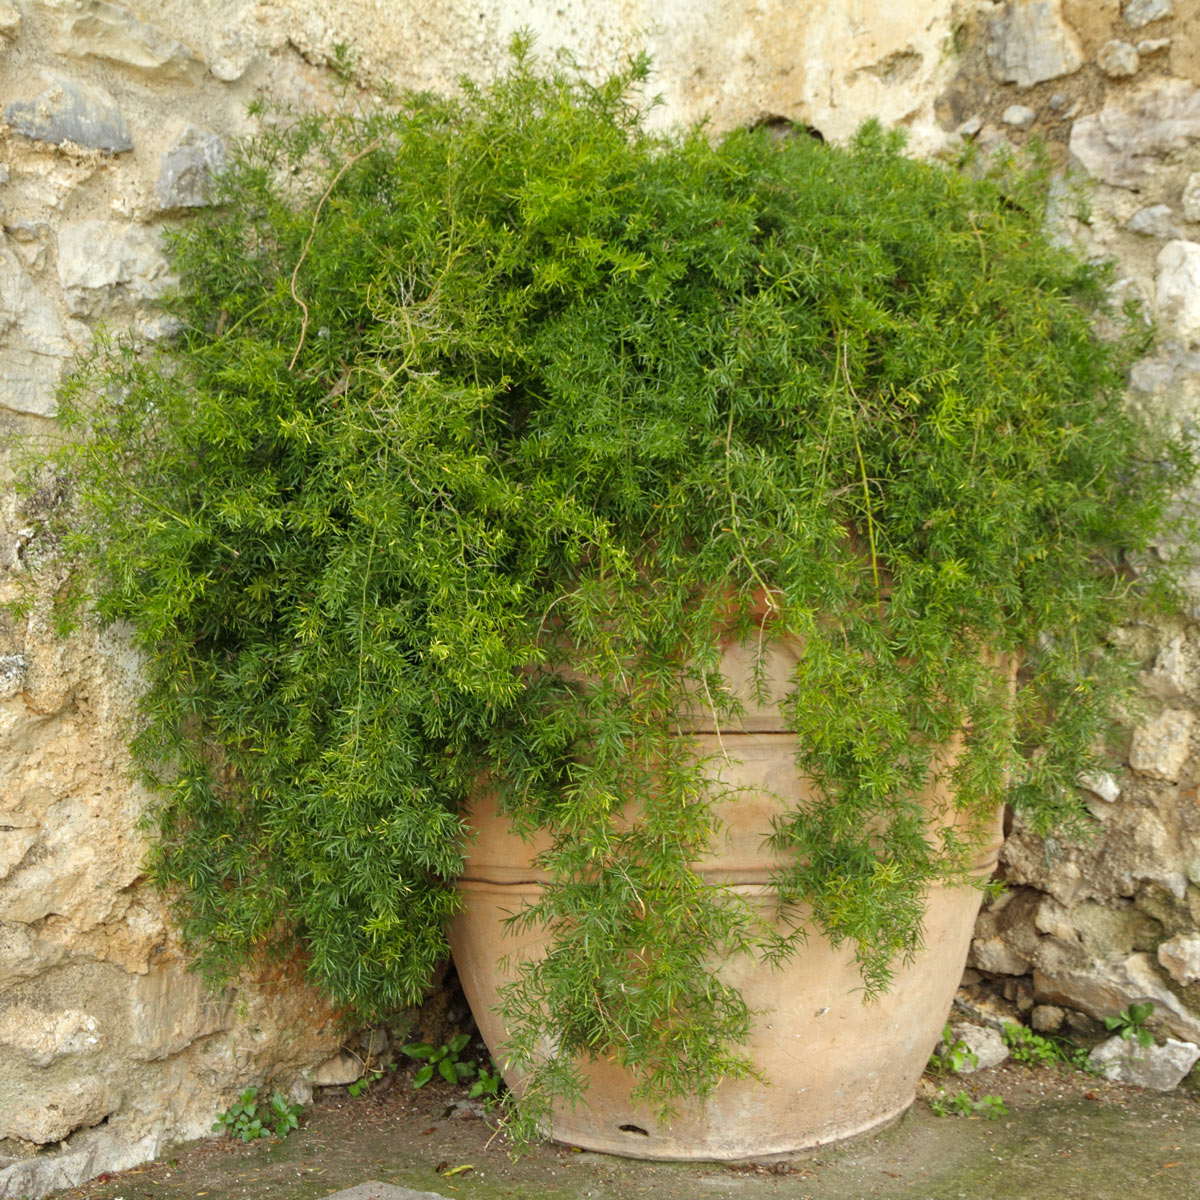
[32,35,1197,1145]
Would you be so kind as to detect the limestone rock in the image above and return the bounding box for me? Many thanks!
[1158,933,1200,984]
[0,1005,102,1067]
[1123,0,1173,28]
[1097,39,1139,78]
[62,1,205,83]
[0,1131,159,1199]
[1183,172,1200,224]
[1079,770,1121,804]
[4,75,132,153]
[971,888,1043,974]
[56,221,172,317]
[1002,104,1036,129]
[127,967,234,1061]
[1034,896,1160,958]
[1129,706,1193,781]
[313,1048,365,1087]
[1069,78,1200,189]
[0,654,27,698]
[0,2,20,37]
[0,1077,116,1144]
[947,1021,1009,1072]
[1033,949,1200,1043]
[1032,1004,1066,1031]
[157,126,227,210]
[1138,37,1171,54]
[0,920,67,989]
[1089,1035,1199,1090]
[1142,635,1190,700]
[987,1,1084,89]
[0,244,72,417]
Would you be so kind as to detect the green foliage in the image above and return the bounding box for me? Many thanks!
[347,1070,382,1098]
[212,1087,302,1141]
[928,1088,1007,1118]
[469,1060,505,1109]
[1104,1001,1155,1047]
[402,1034,476,1088]
[928,1023,978,1075]
[37,39,1197,1139]
[1002,1022,1094,1072]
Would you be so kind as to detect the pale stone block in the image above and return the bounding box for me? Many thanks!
[1097,40,1139,78]
[1130,708,1194,782]
[1090,1035,1199,1090]
[1158,933,1200,985]
[987,1,1084,88]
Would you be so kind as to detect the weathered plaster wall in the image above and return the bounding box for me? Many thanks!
[3,0,1200,1196]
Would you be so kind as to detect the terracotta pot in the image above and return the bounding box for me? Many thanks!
[448,639,1003,1160]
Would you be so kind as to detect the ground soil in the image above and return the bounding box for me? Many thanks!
[43,1054,1200,1200]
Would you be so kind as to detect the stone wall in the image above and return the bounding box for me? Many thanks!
[3,0,1200,1195]
[937,2,1200,1078]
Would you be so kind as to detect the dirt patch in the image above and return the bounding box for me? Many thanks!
[41,1057,1200,1200]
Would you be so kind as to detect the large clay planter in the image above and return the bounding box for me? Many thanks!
[449,640,1003,1160]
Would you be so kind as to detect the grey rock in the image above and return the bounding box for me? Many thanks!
[1128,204,1176,238]
[4,75,132,153]
[64,0,205,83]
[987,1,1084,89]
[157,126,226,209]
[0,654,27,696]
[0,245,72,417]
[1032,1004,1066,1032]
[1089,1035,1199,1090]
[1048,92,1069,111]
[1157,241,1200,348]
[1158,933,1200,985]
[1129,203,1181,237]
[1141,635,1189,700]
[1137,37,1172,54]
[1128,347,1200,424]
[57,220,172,317]
[1183,172,1200,224]
[1034,897,1161,959]
[1002,104,1037,129]
[1078,770,1121,804]
[1033,950,1200,1043]
[958,116,983,138]
[971,889,1042,975]
[313,1048,364,1087]
[947,1022,1009,1072]
[1129,706,1194,781]
[1069,78,1200,189]
[0,1131,159,1200]
[1097,40,1140,79]
[1123,0,1173,28]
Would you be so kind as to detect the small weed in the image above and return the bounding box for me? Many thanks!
[212,1087,302,1141]
[347,1070,383,1098]
[401,1034,477,1088]
[1103,1002,1155,1048]
[928,1023,978,1075]
[928,1088,1007,1118]
[1002,1023,1094,1072]
[468,1060,504,1110]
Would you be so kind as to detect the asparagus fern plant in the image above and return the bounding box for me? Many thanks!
[33,40,1196,1137]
